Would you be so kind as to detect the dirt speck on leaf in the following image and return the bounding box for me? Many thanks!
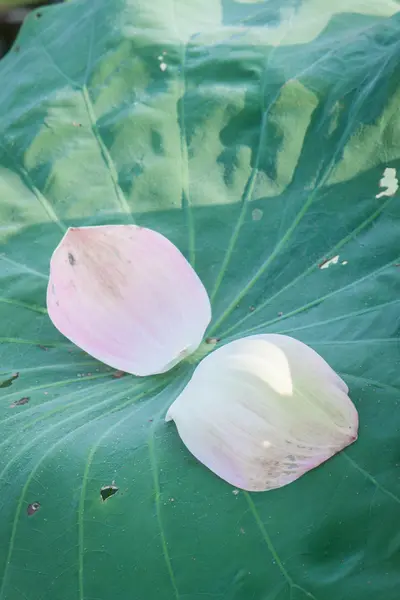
[10,396,30,408]
[112,370,126,379]
[0,372,19,388]
[206,337,220,344]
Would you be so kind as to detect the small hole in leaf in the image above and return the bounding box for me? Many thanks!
[0,372,19,389]
[27,502,41,516]
[100,482,119,502]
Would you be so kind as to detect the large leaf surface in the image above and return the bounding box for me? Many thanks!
[1,1,400,599]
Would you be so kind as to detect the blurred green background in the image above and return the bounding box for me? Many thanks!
[0,0,58,57]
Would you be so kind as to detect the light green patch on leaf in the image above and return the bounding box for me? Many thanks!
[261,79,319,197]
[328,87,400,186]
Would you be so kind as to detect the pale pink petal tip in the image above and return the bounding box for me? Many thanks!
[166,334,359,492]
[47,225,211,376]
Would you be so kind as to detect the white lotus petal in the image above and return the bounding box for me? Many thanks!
[166,334,358,492]
[47,225,211,376]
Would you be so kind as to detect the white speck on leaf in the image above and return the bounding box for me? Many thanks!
[342,260,348,266]
[252,208,263,221]
[319,255,339,269]
[376,167,398,198]
[160,62,167,72]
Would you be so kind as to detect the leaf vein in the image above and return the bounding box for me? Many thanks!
[148,419,181,600]
[220,193,395,338]
[245,492,318,600]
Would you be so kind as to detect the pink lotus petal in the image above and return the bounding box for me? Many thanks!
[47,225,211,376]
[166,334,358,491]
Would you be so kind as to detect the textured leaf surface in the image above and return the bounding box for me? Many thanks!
[1,1,400,599]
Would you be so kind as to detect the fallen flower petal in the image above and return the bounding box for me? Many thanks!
[47,225,211,376]
[166,334,358,492]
